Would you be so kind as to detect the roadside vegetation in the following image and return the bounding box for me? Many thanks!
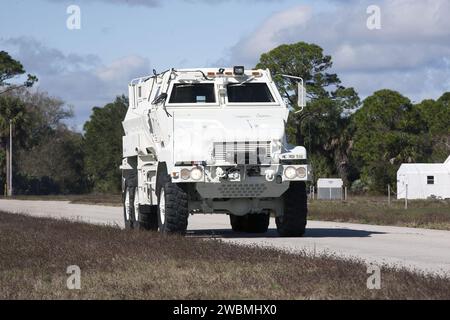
[0,193,123,207]
[2,194,450,230]
[0,211,449,299]
[309,197,450,230]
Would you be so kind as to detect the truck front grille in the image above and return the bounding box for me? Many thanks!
[213,141,271,164]
[218,183,268,198]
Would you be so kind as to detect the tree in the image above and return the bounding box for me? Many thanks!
[416,93,450,162]
[351,89,430,192]
[17,90,74,148]
[0,51,37,94]
[17,127,87,194]
[256,42,360,184]
[0,53,40,151]
[10,90,85,195]
[83,96,128,193]
[0,94,28,146]
[0,94,28,195]
[0,51,37,195]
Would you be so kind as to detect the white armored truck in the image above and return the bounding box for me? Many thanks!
[121,67,312,236]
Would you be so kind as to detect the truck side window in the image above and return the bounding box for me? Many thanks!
[227,83,275,103]
[169,83,215,103]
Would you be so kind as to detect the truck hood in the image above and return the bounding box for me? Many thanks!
[172,112,285,163]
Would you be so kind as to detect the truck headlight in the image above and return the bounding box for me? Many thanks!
[284,166,297,179]
[190,167,203,181]
[180,169,191,180]
[296,167,306,178]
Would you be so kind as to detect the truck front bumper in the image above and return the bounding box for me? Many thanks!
[170,164,312,184]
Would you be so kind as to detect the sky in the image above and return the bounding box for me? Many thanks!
[1,0,450,130]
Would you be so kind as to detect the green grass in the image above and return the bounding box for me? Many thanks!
[1,211,450,299]
[309,196,450,230]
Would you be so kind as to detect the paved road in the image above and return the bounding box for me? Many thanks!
[1,199,450,276]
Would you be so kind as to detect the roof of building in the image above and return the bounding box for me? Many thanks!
[398,156,450,174]
[317,178,344,188]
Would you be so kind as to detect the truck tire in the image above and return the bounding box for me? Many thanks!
[138,205,158,231]
[246,213,270,233]
[157,180,189,234]
[229,215,247,232]
[229,213,270,233]
[123,174,158,231]
[276,181,308,237]
[123,183,137,230]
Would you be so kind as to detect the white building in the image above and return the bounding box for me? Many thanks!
[397,156,450,199]
[317,178,343,200]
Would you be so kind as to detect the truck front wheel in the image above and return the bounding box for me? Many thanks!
[246,213,270,233]
[276,181,308,237]
[229,215,246,232]
[157,181,189,234]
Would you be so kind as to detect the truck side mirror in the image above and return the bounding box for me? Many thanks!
[279,74,306,113]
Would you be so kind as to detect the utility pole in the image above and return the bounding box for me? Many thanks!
[9,119,12,196]
[388,184,391,206]
[404,184,408,210]
[6,119,13,197]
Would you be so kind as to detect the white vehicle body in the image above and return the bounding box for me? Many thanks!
[121,67,311,219]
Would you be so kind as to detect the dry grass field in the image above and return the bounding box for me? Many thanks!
[0,194,123,207]
[309,197,450,230]
[0,211,449,300]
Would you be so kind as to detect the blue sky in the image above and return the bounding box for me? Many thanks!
[1,0,450,129]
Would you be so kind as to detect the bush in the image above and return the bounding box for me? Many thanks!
[350,179,369,194]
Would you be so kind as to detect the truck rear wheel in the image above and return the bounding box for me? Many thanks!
[276,181,308,237]
[123,185,137,229]
[229,213,270,233]
[123,175,158,231]
[138,205,158,231]
[157,181,189,234]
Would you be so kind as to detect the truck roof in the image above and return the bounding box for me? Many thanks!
[130,67,270,85]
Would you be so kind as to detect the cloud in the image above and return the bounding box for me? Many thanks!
[229,5,312,64]
[96,55,151,95]
[2,37,101,75]
[333,43,450,72]
[1,37,151,125]
[225,0,450,101]
[45,0,161,8]
[44,0,281,8]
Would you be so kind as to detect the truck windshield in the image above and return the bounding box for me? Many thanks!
[227,83,275,103]
[169,83,215,103]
